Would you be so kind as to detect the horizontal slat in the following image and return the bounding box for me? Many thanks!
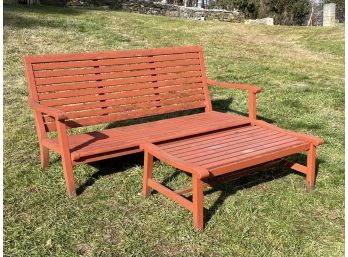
[32,53,200,71]
[35,65,201,85]
[42,112,251,156]
[148,179,193,211]
[28,45,201,64]
[42,84,204,107]
[34,59,200,78]
[44,101,205,130]
[64,95,205,120]
[179,133,292,162]
[57,89,204,112]
[68,114,250,153]
[66,112,247,151]
[199,138,302,167]
[36,74,203,93]
[169,129,280,157]
[38,77,203,100]
[160,126,264,151]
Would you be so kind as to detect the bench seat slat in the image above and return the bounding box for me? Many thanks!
[42,111,251,161]
[159,126,263,151]
[158,125,309,169]
[166,129,280,157]
[182,135,297,163]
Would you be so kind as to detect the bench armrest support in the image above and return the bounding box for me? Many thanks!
[207,79,261,93]
[207,79,261,120]
[140,143,210,179]
[28,99,68,121]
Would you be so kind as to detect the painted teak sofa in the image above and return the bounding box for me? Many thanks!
[24,46,323,227]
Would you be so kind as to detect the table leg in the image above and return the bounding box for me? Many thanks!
[143,150,153,197]
[192,175,204,231]
[306,144,316,190]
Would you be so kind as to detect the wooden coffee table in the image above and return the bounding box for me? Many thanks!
[140,121,322,231]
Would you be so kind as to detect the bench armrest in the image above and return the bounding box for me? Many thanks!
[140,143,210,179]
[28,99,68,121]
[252,120,324,146]
[207,79,261,93]
[207,79,261,120]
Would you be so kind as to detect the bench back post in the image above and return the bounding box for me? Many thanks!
[24,56,48,143]
[198,49,212,112]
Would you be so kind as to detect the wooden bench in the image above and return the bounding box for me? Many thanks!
[24,46,261,197]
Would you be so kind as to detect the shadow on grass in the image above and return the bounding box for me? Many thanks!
[76,152,144,196]
[4,4,85,16]
[4,5,85,30]
[202,153,324,226]
[76,147,324,229]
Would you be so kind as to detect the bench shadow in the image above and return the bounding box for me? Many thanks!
[201,154,324,226]
[76,152,143,196]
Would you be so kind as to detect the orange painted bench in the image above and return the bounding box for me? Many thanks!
[140,120,323,230]
[24,46,261,197]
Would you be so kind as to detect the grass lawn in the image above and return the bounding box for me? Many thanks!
[4,5,344,257]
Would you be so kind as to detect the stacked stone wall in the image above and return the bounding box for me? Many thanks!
[67,0,244,23]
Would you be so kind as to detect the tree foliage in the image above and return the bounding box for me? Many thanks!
[210,0,311,25]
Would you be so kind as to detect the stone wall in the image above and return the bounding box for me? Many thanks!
[67,0,244,23]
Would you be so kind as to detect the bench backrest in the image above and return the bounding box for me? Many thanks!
[24,46,212,132]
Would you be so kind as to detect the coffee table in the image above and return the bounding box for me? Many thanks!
[140,121,322,231]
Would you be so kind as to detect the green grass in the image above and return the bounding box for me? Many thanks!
[4,5,344,257]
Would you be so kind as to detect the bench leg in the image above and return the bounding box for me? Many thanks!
[40,144,49,169]
[61,153,76,198]
[192,175,204,231]
[143,151,153,198]
[306,144,316,190]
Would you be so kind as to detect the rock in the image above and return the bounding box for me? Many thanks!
[245,17,274,25]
